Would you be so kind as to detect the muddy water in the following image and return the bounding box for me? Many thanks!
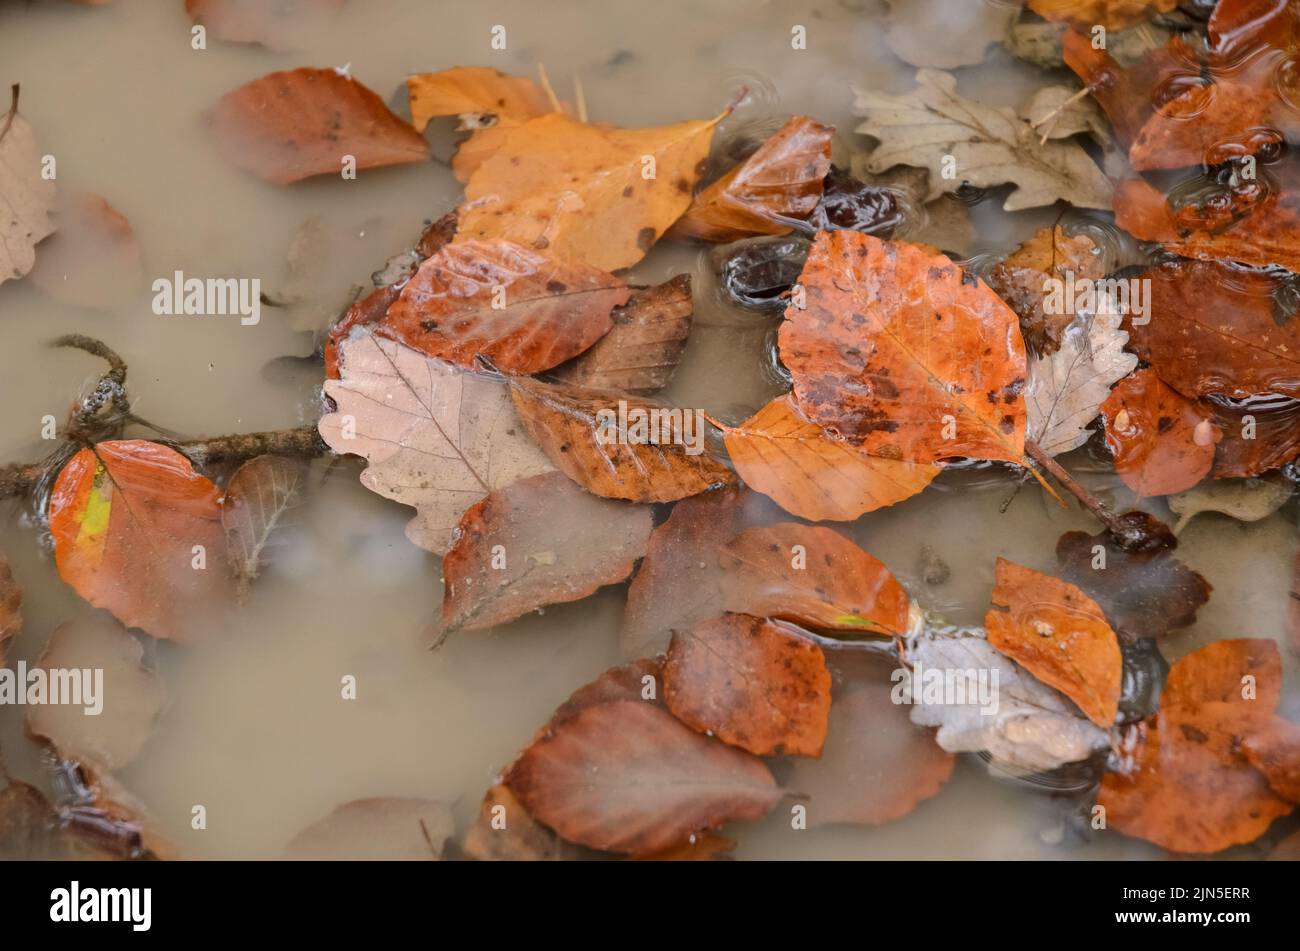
[0,0,1295,860]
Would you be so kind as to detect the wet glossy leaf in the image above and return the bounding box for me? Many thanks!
[807,165,903,236]
[0,86,55,285]
[718,236,810,311]
[1029,0,1178,29]
[1204,396,1300,478]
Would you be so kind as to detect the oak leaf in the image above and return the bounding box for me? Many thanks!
[664,614,831,757]
[48,440,229,641]
[668,116,833,243]
[986,558,1122,727]
[0,86,55,285]
[319,331,553,555]
[441,471,653,631]
[284,798,454,860]
[210,67,430,184]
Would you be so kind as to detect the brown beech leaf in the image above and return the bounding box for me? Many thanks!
[550,658,665,727]
[185,0,343,50]
[324,284,403,379]
[1100,368,1222,498]
[1056,512,1211,640]
[210,67,430,184]
[785,653,954,826]
[503,699,781,855]
[0,550,20,668]
[1241,717,1300,803]
[462,783,592,861]
[221,454,307,601]
[48,440,228,641]
[405,67,559,182]
[378,238,629,374]
[664,614,831,757]
[1205,397,1300,478]
[716,394,940,521]
[668,116,833,243]
[25,618,164,771]
[284,798,454,860]
[0,85,55,285]
[621,487,783,658]
[319,331,553,555]
[719,522,911,635]
[780,232,1028,466]
[508,376,734,503]
[1290,541,1300,656]
[455,110,727,271]
[552,275,693,395]
[985,558,1122,728]
[1129,262,1300,401]
[1099,638,1293,853]
[28,189,143,309]
[441,471,653,632]
[1030,0,1178,29]
[635,831,737,861]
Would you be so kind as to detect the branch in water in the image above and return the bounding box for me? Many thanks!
[1023,439,1152,550]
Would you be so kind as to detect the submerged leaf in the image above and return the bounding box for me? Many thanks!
[284,798,454,860]
[1167,478,1294,534]
[28,189,142,309]
[221,454,307,600]
[0,550,20,668]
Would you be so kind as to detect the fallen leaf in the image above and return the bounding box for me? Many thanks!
[441,471,653,631]
[1099,638,1293,853]
[1167,478,1294,535]
[48,440,228,641]
[784,652,954,826]
[668,116,833,242]
[1056,512,1211,640]
[221,454,307,601]
[719,523,911,634]
[883,0,1020,68]
[210,67,430,184]
[0,772,173,861]
[508,375,733,503]
[28,189,142,309]
[503,699,781,855]
[455,109,726,271]
[1018,84,1115,146]
[1100,368,1222,498]
[1241,717,1300,803]
[621,487,783,658]
[462,783,591,861]
[0,550,20,668]
[1029,0,1178,29]
[1290,540,1300,656]
[284,798,454,860]
[25,618,163,770]
[853,69,1113,211]
[635,831,737,861]
[780,231,1029,467]
[1204,395,1300,478]
[985,558,1122,727]
[323,283,403,379]
[1128,262,1300,402]
[185,0,343,50]
[903,623,1111,772]
[716,394,940,521]
[1026,311,1138,459]
[551,275,693,394]
[319,331,553,555]
[550,658,665,726]
[847,160,976,254]
[0,85,55,285]
[808,164,907,236]
[378,238,628,374]
[985,225,1107,358]
[663,614,831,757]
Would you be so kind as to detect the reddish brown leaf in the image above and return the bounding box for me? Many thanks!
[1100,368,1221,498]
[462,783,591,861]
[664,615,831,757]
[719,522,911,635]
[780,232,1028,466]
[508,376,734,503]
[324,283,403,380]
[1204,396,1300,477]
[1290,540,1300,655]
[1242,717,1300,803]
[441,471,653,631]
[985,558,1122,727]
[668,116,833,243]
[1031,0,1178,29]
[784,653,954,826]
[503,699,781,855]
[550,658,664,727]
[186,0,343,50]
[634,831,736,861]
[210,67,430,184]
[48,440,228,641]
[379,239,629,374]
[552,275,694,395]
[1056,512,1211,641]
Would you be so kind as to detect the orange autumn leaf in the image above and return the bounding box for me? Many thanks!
[985,558,1121,728]
[780,232,1028,466]
[48,441,228,642]
[455,110,727,272]
[719,522,911,635]
[379,238,630,374]
[668,116,833,243]
[210,67,430,184]
[664,614,831,757]
[1242,717,1300,803]
[1100,368,1221,498]
[717,395,939,521]
[1029,0,1178,29]
[1099,638,1294,853]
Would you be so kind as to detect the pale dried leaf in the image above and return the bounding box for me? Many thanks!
[0,88,55,285]
[1167,478,1294,535]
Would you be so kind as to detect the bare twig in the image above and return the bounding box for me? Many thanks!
[1023,439,1133,541]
